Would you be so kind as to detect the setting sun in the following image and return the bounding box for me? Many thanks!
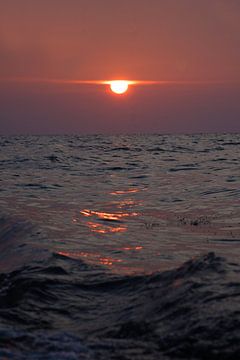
[110,80,129,94]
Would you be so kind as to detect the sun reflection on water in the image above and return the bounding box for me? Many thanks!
[57,251,122,267]
[110,189,140,195]
[86,221,127,234]
[122,246,143,251]
[80,209,138,221]
[68,187,143,270]
[79,206,139,235]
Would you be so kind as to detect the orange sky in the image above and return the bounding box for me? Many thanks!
[0,0,240,134]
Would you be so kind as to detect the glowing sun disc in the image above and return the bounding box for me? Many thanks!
[110,80,129,94]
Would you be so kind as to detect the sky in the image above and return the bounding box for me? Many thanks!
[0,0,240,134]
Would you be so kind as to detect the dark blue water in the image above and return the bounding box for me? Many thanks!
[0,134,240,359]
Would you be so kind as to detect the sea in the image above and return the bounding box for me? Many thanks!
[0,133,240,359]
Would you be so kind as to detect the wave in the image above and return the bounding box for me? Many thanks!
[0,252,239,359]
[0,214,47,272]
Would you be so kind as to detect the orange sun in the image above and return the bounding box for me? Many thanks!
[110,80,129,94]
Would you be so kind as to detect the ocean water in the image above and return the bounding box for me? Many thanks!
[0,134,240,359]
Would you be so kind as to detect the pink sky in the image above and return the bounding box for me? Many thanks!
[0,0,240,134]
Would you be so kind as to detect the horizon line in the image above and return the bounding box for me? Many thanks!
[1,77,239,86]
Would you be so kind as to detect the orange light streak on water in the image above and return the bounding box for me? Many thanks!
[110,189,140,195]
[80,209,138,221]
[57,251,122,268]
[86,221,127,234]
[122,246,143,251]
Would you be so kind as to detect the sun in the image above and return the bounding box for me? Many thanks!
[110,80,129,94]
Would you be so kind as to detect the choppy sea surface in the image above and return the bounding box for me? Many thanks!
[0,134,240,359]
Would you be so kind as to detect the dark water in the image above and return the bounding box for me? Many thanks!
[0,134,240,359]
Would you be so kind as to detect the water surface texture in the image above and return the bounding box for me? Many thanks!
[0,134,240,359]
